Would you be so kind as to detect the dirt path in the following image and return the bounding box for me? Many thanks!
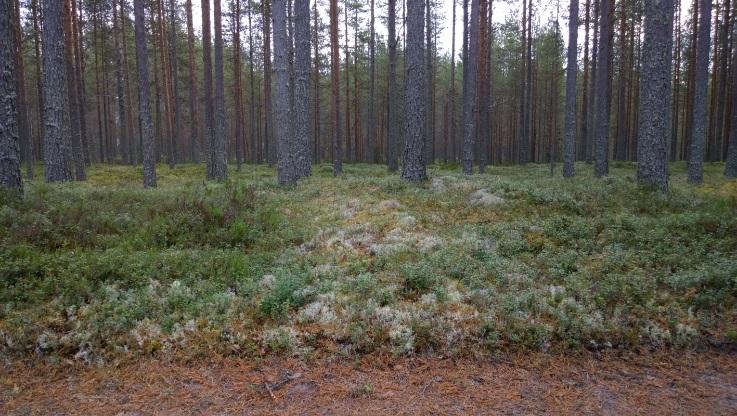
[2,351,736,415]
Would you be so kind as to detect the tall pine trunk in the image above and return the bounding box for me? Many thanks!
[688,0,712,183]
[462,0,479,174]
[401,0,427,181]
[42,0,73,182]
[202,0,214,176]
[133,0,157,187]
[563,0,579,177]
[294,0,311,177]
[1,0,23,192]
[330,0,342,174]
[212,0,228,180]
[637,0,675,191]
[186,0,199,162]
[594,0,612,177]
[272,0,296,185]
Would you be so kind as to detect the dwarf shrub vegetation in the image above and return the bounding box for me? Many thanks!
[1,162,736,361]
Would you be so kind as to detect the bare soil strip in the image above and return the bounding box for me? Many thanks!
[2,351,736,415]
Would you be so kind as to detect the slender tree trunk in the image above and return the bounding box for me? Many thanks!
[580,0,590,161]
[615,0,628,161]
[248,1,257,164]
[32,0,44,165]
[563,0,579,177]
[637,0,674,191]
[133,0,157,187]
[724,2,737,176]
[186,0,199,163]
[587,0,599,163]
[368,0,376,162]
[344,2,351,162]
[11,0,32,180]
[448,0,456,163]
[263,0,275,165]
[401,0,427,181]
[312,1,321,163]
[64,0,85,180]
[234,0,244,170]
[294,0,312,177]
[330,0,342,174]
[114,0,130,166]
[688,0,712,183]
[211,0,228,180]
[594,0,612,177]
[169,0,180,166]
[477,0,489,173]
[1,0,23,192]
[72,0,89,166]
[713,0,730,161]
[387,0,398,171]
[202,0,214,175]
[462,0,479,174]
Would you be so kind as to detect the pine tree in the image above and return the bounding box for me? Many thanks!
[462,0,479,174]
[594,0,613,177]
[212,0,228,180]
[133,0,157,187]
[637,0,674,191]
[387,0,399,171]
[563,0,579,177]
[294,0,312,177]
[401,0,428,181]
[688,0,711,184]
[1,0,23,193]
[330,0,342,174]
[273,0,296,185]
[42,0,73,182]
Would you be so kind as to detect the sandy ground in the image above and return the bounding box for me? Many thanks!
[2,350,736,415]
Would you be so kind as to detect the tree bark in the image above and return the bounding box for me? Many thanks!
[263,0,275,165]
[64,0,86,180]
[637,0,674,191]
[1,0,23,192]
[186,0,199,163]
[42,0,73,182]
[688,0,712,183]
[202,0,214,175]
[594,0,612,177]
[133,0,157,187]
[272,0,295,185]
[563,0,579,177]
[211,0,228,180]
[330,0,342,174]
[401,0,428,181]
[294,0,312,177]
[462,0,479,174]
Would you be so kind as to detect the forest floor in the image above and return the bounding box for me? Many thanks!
[3,350,737,414]
[1,162,737,413]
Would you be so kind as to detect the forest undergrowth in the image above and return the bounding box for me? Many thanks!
[1,162,736,364]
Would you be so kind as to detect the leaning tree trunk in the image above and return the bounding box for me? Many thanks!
[41,0,73,182]
[462,0,479,174]
[133,0,157,187]
[594,0,612,177]
[401,0,428,182]
[272,0,296,185]
[294,0,311,178]
[1,0,23,193]
[563,0,579,177]
[637,0,675,191]
[211,0,228,181]
[387,0,398,171]
[688,0,712,184]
